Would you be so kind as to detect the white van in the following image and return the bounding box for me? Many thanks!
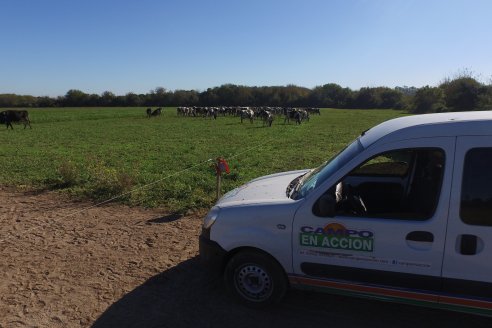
[199,111,492,316]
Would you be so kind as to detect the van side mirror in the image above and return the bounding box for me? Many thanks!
[316,194,336,217]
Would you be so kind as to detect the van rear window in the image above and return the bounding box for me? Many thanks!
[460,148,492,226]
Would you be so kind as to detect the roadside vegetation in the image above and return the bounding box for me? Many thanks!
[0,108,404,212]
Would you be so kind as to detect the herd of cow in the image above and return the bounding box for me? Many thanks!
[174,106,320,126]
[0,110,31,129]
[1,106,321,130]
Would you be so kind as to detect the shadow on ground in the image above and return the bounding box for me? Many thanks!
[93,257,491,328]
[146,214,182,224]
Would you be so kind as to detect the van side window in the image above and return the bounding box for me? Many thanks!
[352,150,412,177]
[460,148,492,226]
[314,148,445,220]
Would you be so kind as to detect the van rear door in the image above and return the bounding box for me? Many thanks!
[442,136,492,315]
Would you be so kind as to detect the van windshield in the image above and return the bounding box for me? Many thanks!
[290,139,364,199]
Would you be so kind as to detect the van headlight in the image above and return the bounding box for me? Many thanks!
[203,206,220,229]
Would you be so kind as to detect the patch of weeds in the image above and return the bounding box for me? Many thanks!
[53,160,82,188]
[86,160,137,201]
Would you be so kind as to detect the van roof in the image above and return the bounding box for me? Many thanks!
[360,111,492,148]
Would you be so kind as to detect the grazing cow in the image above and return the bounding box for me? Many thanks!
[298,109,310,122]
[240,109,254,123]
[204,107,216,120]
[293,111,302,125]
[283,108,298,124]
[150,108,162,117]
[146,108,152,118]
[177,107,193,117]
[284,108,308,125]
[309,107,321,115]
[0,110,31,129]
[258,109,274,127]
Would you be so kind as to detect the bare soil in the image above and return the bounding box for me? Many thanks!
[0,189,490,328]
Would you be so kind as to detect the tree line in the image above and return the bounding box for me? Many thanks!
[1,74,491,113]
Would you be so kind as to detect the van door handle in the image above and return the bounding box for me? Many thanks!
[406,231,434,242]
[460,234,478,255]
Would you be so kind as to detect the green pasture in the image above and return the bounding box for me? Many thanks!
[0,107,405,212]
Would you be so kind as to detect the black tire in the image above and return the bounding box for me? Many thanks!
[224,250,288,307]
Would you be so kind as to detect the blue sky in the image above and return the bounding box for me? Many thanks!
[1,0,491,96]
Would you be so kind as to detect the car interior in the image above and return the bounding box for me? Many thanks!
[314,148,445,220]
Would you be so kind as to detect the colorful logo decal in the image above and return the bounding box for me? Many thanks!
[300,223,374,252]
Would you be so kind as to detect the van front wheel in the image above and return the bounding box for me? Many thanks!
[224,250,287,307]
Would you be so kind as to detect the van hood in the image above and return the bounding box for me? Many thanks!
[216,169,309,207]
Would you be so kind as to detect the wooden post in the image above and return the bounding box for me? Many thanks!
[213,157,229,201]
[216,171,221,201]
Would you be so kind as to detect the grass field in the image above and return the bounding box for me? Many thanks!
[0,107,405,212]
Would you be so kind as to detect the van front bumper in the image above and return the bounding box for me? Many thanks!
[199,233,227,276]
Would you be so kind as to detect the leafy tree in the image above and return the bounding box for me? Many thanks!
[37,96,56,107]
[477,84,492,110]
[124,92,143,106]
[309,83,353,108]
[380,88,405,109]
[0,94,20,107]
[252,87,281,106]
[172,90,199,106]
[395,86,418,96]
[63,89,89,107]
[86,94,101,106]
[0,94,38,107]
[409,86,445,114]
[199,88,219,106]
[283,84,311,107]
[440,77,482,111]
[101,91,116,106]
[147,87,171,106]
[353,87,381,109]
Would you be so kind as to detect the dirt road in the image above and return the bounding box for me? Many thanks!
[0,189,490,327]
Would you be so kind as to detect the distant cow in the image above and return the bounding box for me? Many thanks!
[284,108,308,125]
[150,108,162,117]
[283,108,299,124]
[146,108,152,118]
[0,110,31,129]
[258,109,274,127]
[240,109,254,123]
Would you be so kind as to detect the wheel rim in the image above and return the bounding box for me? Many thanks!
[234,263,273,302]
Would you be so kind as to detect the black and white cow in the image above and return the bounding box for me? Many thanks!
[240,109,255,123]
[150,108,162,117]
[258,109,274,127]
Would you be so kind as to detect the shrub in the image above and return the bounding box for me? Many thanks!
[56,160,80,187]
[86,160,136,201]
